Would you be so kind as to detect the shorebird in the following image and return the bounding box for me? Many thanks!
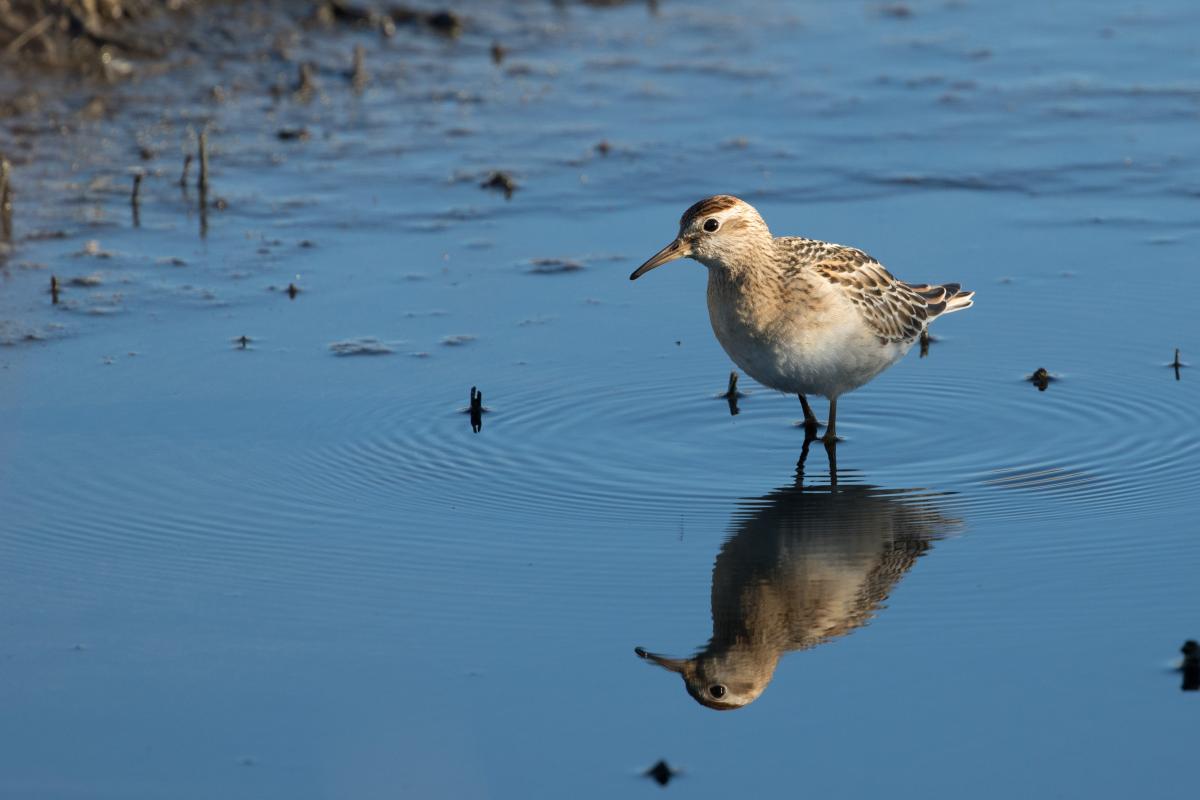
[635,479,959,709]
[631,196,974,442]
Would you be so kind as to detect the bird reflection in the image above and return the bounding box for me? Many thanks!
[636,447,960,709]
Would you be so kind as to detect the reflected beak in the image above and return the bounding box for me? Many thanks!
[634,646,688,674]
[630,238,690,280]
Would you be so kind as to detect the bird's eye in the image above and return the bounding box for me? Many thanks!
[703,218,720,232]
[709,685,727,699]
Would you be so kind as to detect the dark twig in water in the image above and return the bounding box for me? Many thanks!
[179,153,192,188]
[296,62,318,99]
[197,130,210,237]
[1171,348,1184,381]
[350,44,369,90]
[490,41,507,64]
[643,760,679,787]
[197,129,209,193]
[50,275,59,305]
[130,171,142,227]
[0,155,12,242]
[287,282,299,299]
[1182,640,1199,692]
[469,386,483,433]
[235,335,251,350]
[721,370,742,416]
[1030,367,1051,391]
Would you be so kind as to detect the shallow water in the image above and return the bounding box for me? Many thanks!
[2,1,1198,797]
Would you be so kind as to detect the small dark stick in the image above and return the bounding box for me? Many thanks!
[287,282,299,299]
[0,156,12,242]
[724,370,739,398]
[351,44,368,90]
[130,171,142,227]
[296,62,317,97]
[197,130,209,193]
[490,41,507,64]
[469,386,483,433]
[179,153,192,187]
[1172,348,1183,381]
[50,275,59,305]
[236,335,250,349]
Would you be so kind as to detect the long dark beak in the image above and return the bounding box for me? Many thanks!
[630,238,689,280]
[634,646,688,674]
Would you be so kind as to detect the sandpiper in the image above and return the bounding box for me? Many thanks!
[631,196,974,442]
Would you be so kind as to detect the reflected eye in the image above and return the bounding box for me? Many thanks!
[709,685,727,699]
[703,218,719,232]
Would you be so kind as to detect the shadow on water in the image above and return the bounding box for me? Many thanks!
[636,443,961,710]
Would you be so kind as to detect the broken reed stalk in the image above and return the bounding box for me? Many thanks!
[197,129,209,192]
[0,155,12,242]
[130,171,142,226]
[179,152,192,187]
[351,44,368,90]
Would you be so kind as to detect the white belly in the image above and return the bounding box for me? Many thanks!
[707,280,913,399]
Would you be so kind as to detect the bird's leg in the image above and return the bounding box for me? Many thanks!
[794,436,813,484]
[823,437,838,486]
[822,397,838,444]
[798,393,820,438]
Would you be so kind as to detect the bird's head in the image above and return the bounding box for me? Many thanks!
[630,195,771,280]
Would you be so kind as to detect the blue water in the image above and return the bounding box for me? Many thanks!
[1,1,1198,797]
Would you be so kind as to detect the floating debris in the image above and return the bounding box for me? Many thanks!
[490,41,507,64]
[469,386,484,433]
[643,759,679,787]
[77,240,112,258]
[527,257,583,274]
[277,128,310,141]
[156,256,187,267]
[595,140,611,156]
[1029,367,1052,391]
[441,334,476,346]
[480,170,517,198]
[287,282,299,299]
[50,275,59,304]
[68,273,102,287]
[878,3,914,19]
[1182,640,1199,692]
[234,335,251,350]
[329,338,393,356]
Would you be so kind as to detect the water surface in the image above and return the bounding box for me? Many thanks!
[2,1,1198,797]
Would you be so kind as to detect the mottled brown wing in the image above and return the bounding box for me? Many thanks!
[808,243,935,343]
